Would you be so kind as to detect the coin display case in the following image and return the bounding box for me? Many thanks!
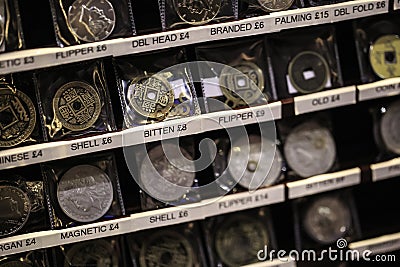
[0,0,400,266]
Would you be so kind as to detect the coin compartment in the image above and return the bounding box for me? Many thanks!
[160,0,237,30]
[34,59,116,141]
[292,190,361,251]
[0,250,50,267]
[196,37,274,112]
[126,222,207,267]
[113,48,200,128]
[238,0,302,18]
[0,0,25,53]
[266,25,343,99]
[0,165,48,238]
[353,14,400,83]
[41,152,125,228]
[202,207,277,266]
[49,0,136,46]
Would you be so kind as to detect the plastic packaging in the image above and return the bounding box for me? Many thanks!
[238,0,302,18]
[49,0,136,46]
[0,0,25,52]
[34,59,116,141]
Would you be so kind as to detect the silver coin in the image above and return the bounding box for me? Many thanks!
[173,0,222,26]
[284,121,336,178]
[67,0,116,42]
[140,230,194,267]
[140,143,195,202]
[380,100,400,154]
[215,215,269,266]
[0,261,32,267]
[303,196,352,244]
[57,164,114,223]
[288,51,330,94]
[0,185,31,237]
[64,239,118,267]
[228,135,282,190]
[258,0,294,12]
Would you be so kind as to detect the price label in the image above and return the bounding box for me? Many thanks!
[358,78,400,101]
[69,132,122,155]
[0,236,42,256]
[349,232,400,255]
[331,0,388,21]
[371,157,400,182]
[209,18,272,38]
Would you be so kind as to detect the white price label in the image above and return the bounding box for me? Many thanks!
[0,233,45,256]
[294,86,356,115]
[350,232,400,255]
[242,258,297,267]
[209,18,272,38]
[395,0,400,9]
[69,132,122,155]
[358,78,400,101]
[371,157,400,182]
[287,168,361,199]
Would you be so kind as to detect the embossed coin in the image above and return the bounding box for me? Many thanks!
[369,35,400,79]
[228,135,282,190]
[128,75,174,120]
[215,215,269,266]
[64,239,118,267]
[303,196,352,244]
[0,185,31,237]
[173,0,222,25]
[57,165,113,222]
[284,121,336,178]
[258,0,294,12]
[53,81,101,131]
[0,88,36,147]
[140,143,195,202]
[67,0,115,42]
[380,99,400,154]
[0,261,32,267]
[220,62,265,108]
[288,51,330,94]
[140,230,194,267]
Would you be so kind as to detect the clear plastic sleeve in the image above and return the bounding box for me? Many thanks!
[34,59,116,141]
[49,0,136,46]
[41,151,125,229]
[0,0,25,52]
[238,0,302,18]
[266,25,343,100]
[159,0,238,30]
[113,48,200,128]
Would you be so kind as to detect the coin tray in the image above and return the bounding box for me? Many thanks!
[202,207,277,266]
[0,165,48,238]
[195,37,273,112]
[126,222,207,267]
[113,48,200,128]
[292,189,361,251]
[34,59,116,141]
[266,25,343,99]
[159,0,237,30]
[353,14,400,83]
[0,250,50,267]
[41,151,125,228]
[49,0,136,46]
[0,0,25,53]
[50,236,126,266]
[0,73,44,149]
[238,0,303,18]
[277,111,339,180]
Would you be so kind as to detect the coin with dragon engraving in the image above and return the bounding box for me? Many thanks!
[380,99,400,155]
[215,215,269,266]
[140,230,194,267]
[173,0,222,25]
[0,261,32,267]
[128,75,175,120]
[228,135,282,190]
[288,51,330,94]
[64,239,118,267]
[0,88,36,147]
[57,164,113,222]
[67,0,115,42]
[0,185,31,237]
[258,0,294,12]
[53,81,101,131]
[369,35,400,79]
[140,143,195,202]
[303,196,352,244]
[220,62,265,108]
[284,121,336,178]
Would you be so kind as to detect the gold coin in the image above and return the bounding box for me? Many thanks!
[369,34,400,79]
[53,81,101,131]
[0,87,36,147]
[220,62,265,108]
[128,75,174,120]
